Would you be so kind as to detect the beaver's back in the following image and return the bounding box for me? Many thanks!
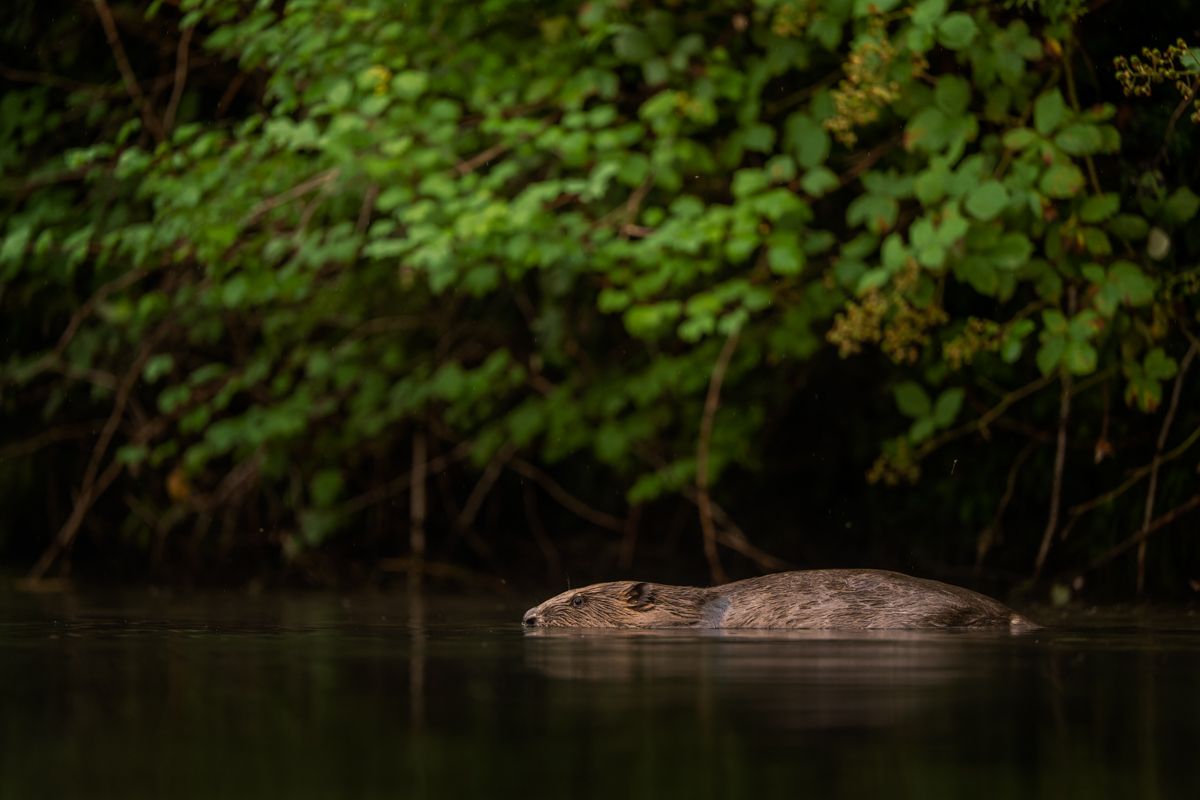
[706,569,1034,629]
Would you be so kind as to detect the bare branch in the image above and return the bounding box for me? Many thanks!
[1034,371,1072,578]
[696,330,740,584]
[92,0,166,142]
[1137,341,1198,592]
[510,458,625,532]
[163,26,194,135]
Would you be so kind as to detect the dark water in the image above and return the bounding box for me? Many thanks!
[1,590,1198,800]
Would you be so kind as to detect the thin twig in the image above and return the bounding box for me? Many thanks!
[1078,493,1200,575]
[410,430,428,564]
[339,442,471,516]
[510,459,625,532]
[456,443,514,531]
[1069,421,1200,519]
[522,482,563,581]
[976,439,1040,570]
[163,26,193,135]
[242,168,340,226]
[92,0,166,142]
[28,339,157,579]
[1034,370,1073,578]
[1136,341,1197,593]
[0,421,105,462]
[696,330,740,584]
[917,372,1057,458]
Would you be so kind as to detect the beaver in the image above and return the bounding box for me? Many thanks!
[522,569,1038,630]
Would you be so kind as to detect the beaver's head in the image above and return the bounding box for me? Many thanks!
[522,581,709,628]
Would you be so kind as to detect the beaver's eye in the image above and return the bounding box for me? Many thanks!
[571,594,584,608]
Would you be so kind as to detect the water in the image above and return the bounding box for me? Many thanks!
[1,590,1198,799]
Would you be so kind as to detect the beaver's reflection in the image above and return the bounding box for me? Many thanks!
[524,629,1002,730]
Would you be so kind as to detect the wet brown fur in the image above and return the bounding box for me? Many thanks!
[523,570,1038,630]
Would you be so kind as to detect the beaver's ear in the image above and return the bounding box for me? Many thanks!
[625,582,655,609]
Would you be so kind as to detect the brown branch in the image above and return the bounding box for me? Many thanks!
[522,482,563,581]
[242,168,340,227]
[0,64,105,93]
[510,459,625,532]
[27,338,158,580]
[456,443,514,531]
[1034,370,1073,578]
[0,421,105,462]
[410,431,427,564]
[976,439,1041,570]
[917,372,1057,458]
[1079,494,1200,576]
[680,488,790,573]
[696,330,740,584]
[356,184,380,234]
[163,26,193,135]
[1155,76,1199,169]
[1136,341,1198,593]
[1069,421,1200,520]
[339,441,471,517]
[91,0,166,142]
[52,268,149,361]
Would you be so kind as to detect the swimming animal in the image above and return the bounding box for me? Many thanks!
[521,569,1038,630]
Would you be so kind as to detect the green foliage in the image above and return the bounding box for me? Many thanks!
[2,0,1198,590]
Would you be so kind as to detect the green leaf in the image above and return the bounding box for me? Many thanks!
[912,0,949,28]
[1034,90,1067,135]
[1037,334,1066,375]
[894,381,932,419]
[1002,128,1039,150]
[785,113,831,169]
[1080,194,1120,224]
[964,181,1009,221]
[800,166,839,196]
[613,29,654,63]
[1108,261,1155,306]
[992,232,1034,270]
[935,76,971,116]
[310,469,344,508]
[1063,340,1098,375]
[1162,187,1200,225]
[767,237,805,276]
[1054,124,1103,155]
[936,13,978,50]
[933,388,965,428]
[1039,163,1085,198]
[1144,348,1178,381]
[1107,214,1149,240]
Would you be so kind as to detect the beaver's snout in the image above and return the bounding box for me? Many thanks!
[522,610,539,627]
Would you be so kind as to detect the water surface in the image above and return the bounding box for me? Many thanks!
[1,590,1197,799]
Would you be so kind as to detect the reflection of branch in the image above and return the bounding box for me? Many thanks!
[1136,341,1198,592]
[92,0,166,142]
[696,331,739,584]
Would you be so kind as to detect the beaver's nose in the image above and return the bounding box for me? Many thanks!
[522,611,538,627]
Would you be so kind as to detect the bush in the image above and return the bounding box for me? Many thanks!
[2,0,1198,594]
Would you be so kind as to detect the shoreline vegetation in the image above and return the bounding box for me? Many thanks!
[2,0,1198,600]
